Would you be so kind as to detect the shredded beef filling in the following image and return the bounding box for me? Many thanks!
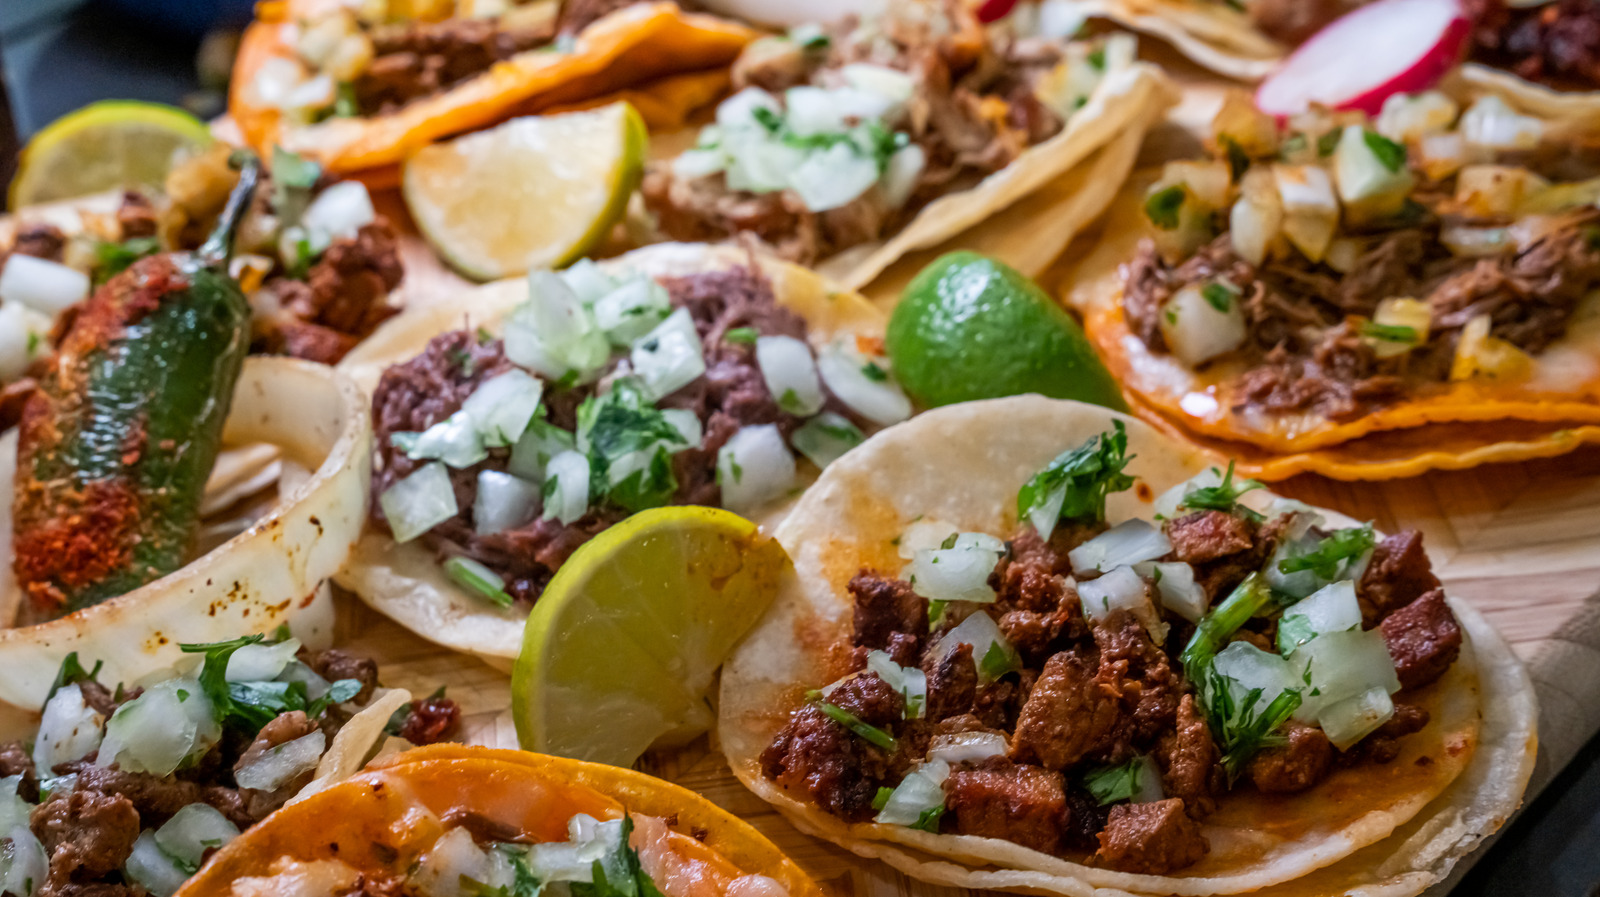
[1,648,457,894]
[640,7,1066,266]
[370,265,858,605]
[759,520,1462,875]
[1120,210,1600,419]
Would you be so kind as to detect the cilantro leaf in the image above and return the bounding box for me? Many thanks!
[872,787,895,810]
[1200,281,1238,313]
[1277,525,1376,580]
[978,641,1021,683]
[818,702,898,751]
[1083,758,1145,805]
[577,382,688,512]
[1144,185,1186,230]
[271,145,321,228]
[47,652,105,703]
[909,806,943,832]
[1201,664,1302,780]
[1316,129,1341,157]
[1220,137,1250,180]
[1017,421,1135,538]
[1362,129,1407,173]
[1180,461,1265,518]
[93,237,161,284]
[723,327,759,345]
[1359,321,1419,344]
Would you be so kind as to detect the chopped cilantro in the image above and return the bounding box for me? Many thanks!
[1278,524,1376,580]
[333,82,359,118]
[1316,129,1340,157]
[180,635,362,731]
[910,807,944,832]
[47,652,104,702]
[978,641,1021,683]
[26,332,41,354]
[861,361,890,382]
[1202,663,1302,779]
[872,786,895,810]
[1165,308,1178,325]
[1083,758,1145,805]
[444,556,515,609]
[93,236,161,284]
[819,702,898,750]
[1200,281,1238,313]
[1143,185,1186,230]
[1275,612,1319,656]
[1180,461,1264,518]
[1220,137,1250,180]
[1087,46,1106,71]
[1179,573,1273,681]
[569,816,668,897]
[752,106,784,134]
[577,382,689,512]
[1362,129,1407,173]
[1017,421,1135,536]
[724,327,759,345]
[1360,321,1420,344]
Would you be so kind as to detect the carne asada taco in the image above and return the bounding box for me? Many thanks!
[640,0,1178,290]
[231,0,756,179]
[1060,87,1600,476]
[174,744,821,897]
[336,241,911,662]
[1097,0,1600,112]
[720,396,1536,895]
[0,632,460,896]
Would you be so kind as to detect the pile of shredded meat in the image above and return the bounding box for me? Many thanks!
[759,515,1462,875]
[0,648,458,897]
[640,4,1066,265]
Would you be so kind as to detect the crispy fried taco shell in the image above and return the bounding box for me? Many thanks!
[231,1,755,178]
[175,745,822,897]
[718,396,1536,897]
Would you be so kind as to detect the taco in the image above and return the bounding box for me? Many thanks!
[1059,86,1600,477]
[1098,0,1600,111]
[173,744,821,897]
[230,0,756,180]
[335,241,911,662]
[0,631,458,897]
[639,0,1178,290]
[719,395,1536,896]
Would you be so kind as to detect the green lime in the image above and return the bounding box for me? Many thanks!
[511,506,787,767]
[886,251,1127,411]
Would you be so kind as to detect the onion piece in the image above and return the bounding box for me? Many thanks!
[1288,628,1401,724]
[98,679,218,777]
[32,683,105,773]
[1212,641,1300,715]
[881,144,925,209]
[506,272,610,384]
[414,827,517,895]
[301,181,375,244]
[716,424,797,513]
[756,335,825,416]
[225,638,302,682]
[0,824,45,897]
[817,342,912,425]
[791,412,864,470]
[153,804,241,868]
[1069,520,1172,575]
[1277,580,1362,654]
[788,143,881,212]
[1375,90,1458,143]
[1079,566,1168,643]
[474,469,541,535]
[1459,95,1543,151]
[1135,561,1208,622]
[560,259,619,305]
[927,732,1008,765]
[0,254,90,316]
[941,611,1019,683]
[542,451,592,525]
[631,308,706,401]
[590,277,671,347]
[785,86,848,137]
[509,418,575,484]
[393,410,486,468]
[235,729,327,791]
[906,541,1002,605]
[875,759,949,827]
[866,650,928,719]
[379,462,459,543]
[1153,468,1225,519]
[1319,687,1396,750]
[460,369,544,448]
[124,831,191,897]
[0,302,52,383]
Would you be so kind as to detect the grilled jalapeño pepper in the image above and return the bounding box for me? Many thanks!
[12,153,262,620]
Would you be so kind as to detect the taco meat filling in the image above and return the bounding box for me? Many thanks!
[641,2,1132,265]
[759,428,1462,875]
[371,261,909,606]
[1,638,458,896]
[1117,89,1600,420]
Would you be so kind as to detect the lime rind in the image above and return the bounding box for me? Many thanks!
[11,100,212,208]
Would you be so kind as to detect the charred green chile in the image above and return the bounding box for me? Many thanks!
[12,154,261,618]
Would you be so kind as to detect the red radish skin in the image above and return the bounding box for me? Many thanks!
[975,0,1019,23]
[1255,0,1472,118]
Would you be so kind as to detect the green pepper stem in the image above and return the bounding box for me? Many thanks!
[198,150,263,269]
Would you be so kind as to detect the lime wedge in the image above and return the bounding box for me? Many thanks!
[887,251,1128,411]
[402,102,648,281]
[512,506,787,767]
[10,101,213,208]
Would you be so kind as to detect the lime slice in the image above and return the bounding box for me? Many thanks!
[10,101,213,208]
[402,102,648,281]
[512,506,787,766]
[886,251,1128,411]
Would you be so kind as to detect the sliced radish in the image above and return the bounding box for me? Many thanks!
[1255,0,1471,118]
[975,0,1018,23]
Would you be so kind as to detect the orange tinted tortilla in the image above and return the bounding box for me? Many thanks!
[1062,174,1600,455]
[176,746,823,897]
[230,1,754,178]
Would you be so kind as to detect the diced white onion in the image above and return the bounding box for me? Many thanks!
[249,57,307,109]
[1229,167,1283,267]
[225,638,301,683]
[97,679,219,777]
[817,343,912,425]
[1068,519,1172,575]
[0,779,30,833]
[1318,687,1396,751]
[0,254,90,315]
[1459,96,1543,151]
[1273,164,1340,262]
[1376,90,1458,144]
[673,148,727,179]
[0,824,45,897]
[788,143,881,212]
[1278,580,1362,653]
[716,424,797,513]
[1133,754,1166,803]
[527,815,623,883]
[285,73,336,113]
[1267,521,1369,600]
[412,826,516,896]
[784,86,848,137]
[897,518,962,559]
[235,730,326,791]
[1211,641,1299,715]
[460,369,544,447]
[756,335,825,416]
[906,542,1002,605]
[792,412,864,470]
[124,831,191,897]
[1135,561,1208,622]
[662,408,703,448]
[301,181,375,243]
[474,469,541,535]
[724,133,807,193]
[380,462,459,543]
[927,731,1008,765]
[1333,125,1414,218]
[1036,0,1089,36]
[1159,282,1248,367]
[541,451,591,525]
[865,650,928,719]
[841,63,916,107]
[874,759,949,827]
[0,302,52,382]
[1078,565,1168,642]
[881,143,926,209]
[1288,628,1400,724]
[717,87,782,131]
[506,271,611,384]
[940,611,1018,682]
[153,804,241,868]
[32,684,105,773]
[631,307,706,401]
[398,410,487,468]
[591,277,671,347]
[508,419,575,484]
[560,259,618,304]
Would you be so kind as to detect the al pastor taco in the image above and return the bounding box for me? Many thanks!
[230,0,756,180]
[173,744,821,897]
[335,242,912,662]
[639,0,1177,290]
[719,396,1536,896]
[1060,87,1600,477]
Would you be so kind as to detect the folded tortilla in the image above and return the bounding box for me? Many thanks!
[718,396,1536,897]
[334,242,887,665]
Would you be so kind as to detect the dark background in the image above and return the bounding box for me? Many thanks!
[2,2,1598,893]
